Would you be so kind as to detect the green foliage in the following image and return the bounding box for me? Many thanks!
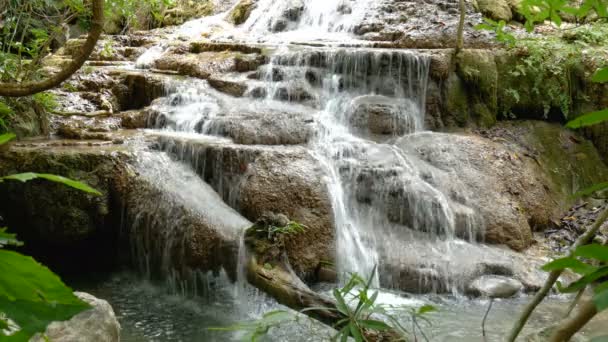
[542,244,608,313]
[31,93,57,113]
[475,19,516,46]
[0,250,91,341]
[1,173,102,195]
[0,228,23,248]
[567,109,608,128]
[214,268,436,342]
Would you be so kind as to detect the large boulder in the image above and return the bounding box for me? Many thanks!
[204,111,313,145]
[156,136,335,280]
[31,292,120,342]
[395,121,608,251]
[239,149,335,278]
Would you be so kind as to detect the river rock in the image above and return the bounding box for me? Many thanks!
[466,275,523,298]
[205,111,313,145]
[207,77,248,97]
[31,292,120,342]
[349,95,417,136]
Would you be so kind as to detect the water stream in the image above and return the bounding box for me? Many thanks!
[76,1,608,340]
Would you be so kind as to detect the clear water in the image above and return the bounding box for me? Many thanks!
[75,273,608,341]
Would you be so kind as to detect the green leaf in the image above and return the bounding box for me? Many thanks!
[593,288,608,311]
[0,133,15,145]
[558,267,608,293]
[349,323,364,342]
[2,173,101,195]
[417,304,437,315]
[566,109,608,129]
[574,244,608,262]
[572,182,608,198]
[592,67,608,83]
[358,319,391,331]
[0,250,90,340]
[542,256,597,274]
[333,289,350,316]
[0,228,23,248]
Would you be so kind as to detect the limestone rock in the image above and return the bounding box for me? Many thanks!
[466,275,523,298]
[31,292,120,342]
[207,77,248,97]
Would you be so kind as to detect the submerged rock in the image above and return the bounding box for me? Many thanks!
[31,292,120,342]
[466,275,523,298]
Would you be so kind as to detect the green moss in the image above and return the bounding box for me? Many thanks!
[446,75,470,126]
[229,0,255,25]
[526,122,608,198]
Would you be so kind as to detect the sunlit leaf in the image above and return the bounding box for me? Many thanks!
[574,244,608,262]
[592,67,608,83]
[0,228,22,248]
[0,133,15,145]
[558,267,608,293]
[2,173,101,195]
[566,109,608,129]
[542,256,597,274]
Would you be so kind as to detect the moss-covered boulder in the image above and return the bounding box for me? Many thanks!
[228,0,256,25]
[475,0,513,21]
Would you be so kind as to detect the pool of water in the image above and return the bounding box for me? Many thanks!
[73,273,608,342]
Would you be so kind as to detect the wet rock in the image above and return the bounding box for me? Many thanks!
[31,292,121,342]
[239,150,335,279]
[273,86,315,103]
[156,138,335,280]
[112,73,166,110]
[124,151,250,281]
[207,112,313,145]
[190,41,262,54]
[207,77,248,97]
[349,95,417,136]
[466,275,523,298]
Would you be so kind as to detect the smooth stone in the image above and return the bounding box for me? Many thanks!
[466,275,523,298]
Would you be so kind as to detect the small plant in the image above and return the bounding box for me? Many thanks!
[212,267,436,342]
[254,220,308,241]
[100,40,115,59]
[474,18,516,46]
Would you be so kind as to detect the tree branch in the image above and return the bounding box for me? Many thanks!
[0,0,104,97]
[549,299,598,342]
[507,207,608,342]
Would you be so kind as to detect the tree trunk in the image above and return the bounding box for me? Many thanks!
[0,0,104,97]
[548,299,597,342]
[456,0,466,52]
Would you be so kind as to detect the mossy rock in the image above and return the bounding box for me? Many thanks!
[475,0,513,21]
[229,0,256,25]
